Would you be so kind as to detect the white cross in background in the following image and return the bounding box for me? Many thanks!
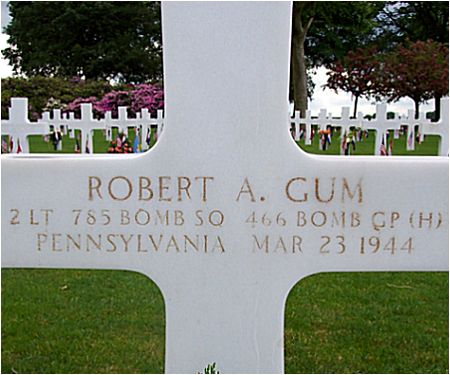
[2,98,49,153]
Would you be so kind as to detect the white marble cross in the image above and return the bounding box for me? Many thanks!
[362,104,402,155]
[2,98,49,153]
[291,109,312,145]
[1,3,448,373]
[330,107,364,155]
[418,100,449,156]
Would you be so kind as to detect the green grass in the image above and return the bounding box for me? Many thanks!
[2,126,447,373]
[285,272,448,374]
[298,127,440,156]
[2,270,447,373]
[2,269,165,374]
[2,125,440,156]
[23,127,156,154]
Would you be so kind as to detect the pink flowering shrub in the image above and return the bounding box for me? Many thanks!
[64,84,164,119]
[64,96,103,118]
[130,84,164,115]
[96,91,131,117]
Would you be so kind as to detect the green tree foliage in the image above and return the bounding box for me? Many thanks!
[2,2,162,83]
[377,1,449,47]
[326,47,381,117]
[290,2,385,115]
[377,2,449,119]
[379,40,449,119]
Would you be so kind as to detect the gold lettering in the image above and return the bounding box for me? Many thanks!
[139,176,153,201]
[236,177,256,202]
[292,236,303,253]
[120,234,133,252]
[10,209,19,225]
[274,237,287,253]
[66,234,81,251]
[148,235,163,251]
[106,234,117,252]
[209,210,225,227]
[311,211,327,227]
[121,210,130,225]
[195,210,204,226]
[155,210,169,226]
[86,234,101,251]
[351,212,361,227]
[419,212,433,228]
[174,210,185,225]
[108,176,132,201]
[296,211,307,227]
[390,212,400,228]
[196,176,214,202]
[178,177,192,201]
[252,235,269,253]
[30,209,39,225]
[166,235,180,252]
[184,235,200,252]
[315,177,335,203]
[342,178,363,203]
[37,233,47,251]
[158,176,172,201]
[135,209,151,226]
[212,236,226,253]
[372,212,385,231]
[286,177,307,202]
[203,235,208,252]
[332,211,345,228]
[52,234,63,252]
[137,234,147,252]
[88,176,102,201]
[41,209,53,226]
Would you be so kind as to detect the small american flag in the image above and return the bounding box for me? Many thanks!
[380,137,387,156]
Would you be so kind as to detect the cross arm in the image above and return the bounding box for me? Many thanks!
[266,151,449,285]
[1,154,171,284]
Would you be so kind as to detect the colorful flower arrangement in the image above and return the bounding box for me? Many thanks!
[107,133,134,154]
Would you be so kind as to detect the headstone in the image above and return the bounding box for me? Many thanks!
[330,107,364,155]
[421,98,449,156]
[1,3,448,373]
[403,109,418,151]
[363,104,402,155]
[2,98,49,153]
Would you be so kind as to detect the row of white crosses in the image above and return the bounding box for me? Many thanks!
[103,107,164,147]
[2,98,164,154]
[3,96,447,156]
[290,97,449,156]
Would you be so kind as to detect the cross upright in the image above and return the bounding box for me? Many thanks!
[330,107,364,155]
[2,98,49,153]
[2,3,448,373]
[362,104,402,155]
[420,98,449,156]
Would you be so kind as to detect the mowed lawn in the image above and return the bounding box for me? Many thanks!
[2,126,448,373]
[19,125,440,156]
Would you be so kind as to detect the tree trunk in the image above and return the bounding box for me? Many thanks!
[290,3,314,117]
[433,94,442,122]
[353,95,359,119]
[291,38,308,117]
[414,99,420,119]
